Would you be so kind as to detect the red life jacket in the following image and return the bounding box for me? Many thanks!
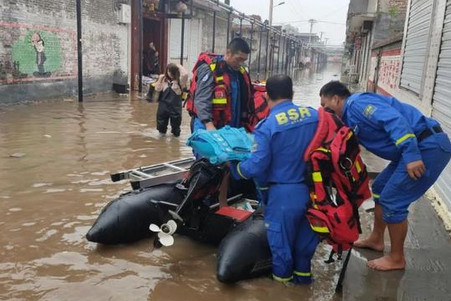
[304,107,371,256]
[248,81,270,131]
[185,52,254,131]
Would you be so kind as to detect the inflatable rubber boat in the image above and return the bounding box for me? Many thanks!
[86,158,273,283]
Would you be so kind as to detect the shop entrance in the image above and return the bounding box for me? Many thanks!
[131,2,167,91]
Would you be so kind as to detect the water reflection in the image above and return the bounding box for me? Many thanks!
[292,63,342,108]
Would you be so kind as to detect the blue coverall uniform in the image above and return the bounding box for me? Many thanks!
[343,93,451,223]
[230,100,320,284]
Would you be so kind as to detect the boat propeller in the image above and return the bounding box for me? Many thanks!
[149,220,177,247]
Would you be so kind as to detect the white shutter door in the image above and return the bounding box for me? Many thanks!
[169,19,190,62]
[400,0,433,95]
[187,18,201,72]
[432,1,451,210]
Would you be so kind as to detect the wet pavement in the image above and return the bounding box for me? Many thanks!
[1,63,451,300]
[346,196,451,301]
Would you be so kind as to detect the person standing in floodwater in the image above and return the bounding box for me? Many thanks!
[155,63,188,137]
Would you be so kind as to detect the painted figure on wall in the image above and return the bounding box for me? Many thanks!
[5,24,70,82]
[31,32,50,77]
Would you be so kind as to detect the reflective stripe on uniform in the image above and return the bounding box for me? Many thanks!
[216,75,224,82]
[212,98,227,104]
[395,133,416,146]
[209,63,216,71]
[310,224,329,233]
[272,274,293,283]
[312,172,322,182]
[316,147,330,153]
[237,162,249,180]
[372,193,380,198]
[294,271,311,277]
[355,160,362,173]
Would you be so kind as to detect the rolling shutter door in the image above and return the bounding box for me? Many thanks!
[169,18,201,72]
[432,0,451,210]
[187,18,201,72]
[169,19,190,62]
[400,0,433,95]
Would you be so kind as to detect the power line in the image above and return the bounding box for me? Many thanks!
[271,0,307,27]
[275,19,346,25]
[287,0,306,22]
[317,3,349,20]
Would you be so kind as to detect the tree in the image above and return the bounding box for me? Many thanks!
[283,24,299,35]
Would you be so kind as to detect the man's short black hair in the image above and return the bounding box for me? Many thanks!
[266,74,293,100]
[227,38,251,54]
[319,81,351,98]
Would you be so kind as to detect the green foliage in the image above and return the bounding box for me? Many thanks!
[12,30,62,74]
[388,6,398,18]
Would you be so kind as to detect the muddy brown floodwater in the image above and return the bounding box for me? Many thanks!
[6,63,449,301]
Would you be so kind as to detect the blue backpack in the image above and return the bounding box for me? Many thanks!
[186,126,253,164]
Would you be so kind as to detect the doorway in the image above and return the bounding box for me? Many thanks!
[131,3,167,91]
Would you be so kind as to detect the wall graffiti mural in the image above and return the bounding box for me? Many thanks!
[0,22,76,84]
[13,31,60,78]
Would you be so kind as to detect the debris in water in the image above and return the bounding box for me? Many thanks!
[9,153,26,158]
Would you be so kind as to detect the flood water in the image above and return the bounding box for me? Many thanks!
[1,63,352,300]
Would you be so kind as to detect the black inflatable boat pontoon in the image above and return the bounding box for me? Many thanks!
[86,158,273,283]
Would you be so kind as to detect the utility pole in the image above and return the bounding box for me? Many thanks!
[268,1,285,76]
[308,19,317,45]
[269,1,285,26]
[76,0,83,102]
[268,0,274,78]
[269,0,273,26]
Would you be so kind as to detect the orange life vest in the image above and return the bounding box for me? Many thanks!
[185,52,255,131]
[248,81,270,131]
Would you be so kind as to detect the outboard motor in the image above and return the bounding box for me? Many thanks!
[168,158,226,226]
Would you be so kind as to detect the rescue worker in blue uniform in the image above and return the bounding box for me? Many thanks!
[230,74,320,284]
[319,81,451,271]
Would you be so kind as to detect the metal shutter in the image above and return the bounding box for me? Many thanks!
[432,0,451,210]
[400,0,433,95]
[169,18,201,71]
[187,19,201,72]
[169,19,190,61]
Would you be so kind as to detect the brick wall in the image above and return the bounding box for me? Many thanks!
[388,0,408,14]
[0,0,130,104]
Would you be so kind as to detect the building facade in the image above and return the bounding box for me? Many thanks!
[345,0,451,226]
[0,0,130,104]
[0,0,312,104]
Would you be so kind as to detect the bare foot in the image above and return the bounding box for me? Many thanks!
[367,255,406,271]
[354,238,385,252]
